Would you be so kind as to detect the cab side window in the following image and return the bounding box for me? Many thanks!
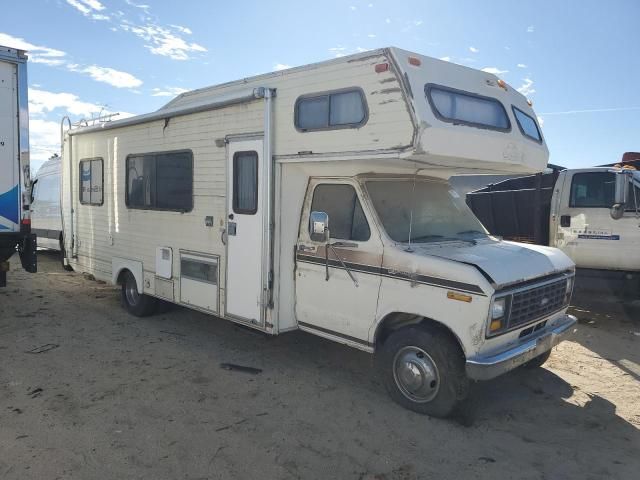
[569,172,615,208]
[310,184,370,241]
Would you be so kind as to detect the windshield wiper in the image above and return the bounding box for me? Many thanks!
[456,230,488,236]
[408,234,444,242]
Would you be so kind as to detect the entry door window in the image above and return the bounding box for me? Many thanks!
[233,151,258,214]
[310,184,370,241]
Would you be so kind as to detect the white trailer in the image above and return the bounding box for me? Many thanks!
[0,45,36,287]
[61,47,577,416]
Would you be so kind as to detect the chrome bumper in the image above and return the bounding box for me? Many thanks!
[465,314,577,381]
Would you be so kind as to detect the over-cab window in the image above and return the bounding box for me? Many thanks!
[233,151,259,215]
[310,184,370,241]
[79,158,103,206]
[570,172,615,208]
[126,150,193,212]
[512,106,542,143]
[295,88,367,131]
[425,84,510,131]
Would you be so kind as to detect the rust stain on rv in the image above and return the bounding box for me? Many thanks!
[378,99,399,105]
[347,53,386,63]
[379,77,397,84]
[370,88,402,96]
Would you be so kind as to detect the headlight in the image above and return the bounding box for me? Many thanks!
[491,297,506,319]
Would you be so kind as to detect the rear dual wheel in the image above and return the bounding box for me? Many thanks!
[120,270,158,317]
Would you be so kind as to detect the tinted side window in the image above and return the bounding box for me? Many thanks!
[126,151,193,211]
[79,158,103,206]
[233,151,259,214]
[295,88,367,131]
[310,184,370,241]
[512,106,542,142]
[570,172,615,208]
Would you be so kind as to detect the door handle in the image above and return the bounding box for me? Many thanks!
[221,228,227,245]
[560,215,571,227]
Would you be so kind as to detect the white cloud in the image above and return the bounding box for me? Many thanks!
[273,63,292,71]
[385,18,391,24]
[0,32,66,64]
[125,0,150,10]
[29,118,63,167]
[527,25,534,33]
[350,6,356,10]
[66,0,105,16]
[517,78,535,96]
[368,3,374,6]
[91,14,110,21]
[68,65,143,88]
[367,33,376,38]
[481,67,509,75]
[151,86,189,97]
[439,56,451,62]
[170,25,192,35]
[120,23,207,60]
[29,88,106,118]
[469,46,479,53]
[517,63,527,68]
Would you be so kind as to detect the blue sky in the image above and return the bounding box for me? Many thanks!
[1,0,639,172]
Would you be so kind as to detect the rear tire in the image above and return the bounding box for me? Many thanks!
[60,239,73,271]
[120,270,157,317]
[523,350,552,369]
[376,325,469,418]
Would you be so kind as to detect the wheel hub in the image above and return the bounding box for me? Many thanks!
[393,346,440,403]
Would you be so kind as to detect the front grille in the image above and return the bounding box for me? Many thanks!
[508,278,568,327]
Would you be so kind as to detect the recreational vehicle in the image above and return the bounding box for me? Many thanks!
[0,45,36,287]
[61,47,576,416]
[31,155,63,251]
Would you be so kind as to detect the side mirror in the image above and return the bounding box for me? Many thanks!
[610,204,624,220]
[309,211,329,242]
[614,173,629,205]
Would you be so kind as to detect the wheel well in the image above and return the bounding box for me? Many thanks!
[374,312,466,357]
[116,268,130,286]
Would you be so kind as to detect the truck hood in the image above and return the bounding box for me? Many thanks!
[417,240,575,288]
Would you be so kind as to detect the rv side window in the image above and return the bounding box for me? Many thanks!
[310,184,370,241]
[425,84,510,131]
[79,158,104,206]
[232,151,259,215]
[569,172,615,208]
[295,88,367,131]
[512,106,542,142]
[126,150,193,212]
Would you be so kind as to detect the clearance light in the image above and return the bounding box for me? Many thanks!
[527,99,533,107]
[447,291,472,303]
[497,79,508,91]
[408,56,421,66]
[374,63,389,73]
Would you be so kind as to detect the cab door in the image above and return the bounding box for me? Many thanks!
[553,170,638,270]
[294,179,383,348]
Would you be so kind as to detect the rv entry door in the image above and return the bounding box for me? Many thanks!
[226,138,265,325]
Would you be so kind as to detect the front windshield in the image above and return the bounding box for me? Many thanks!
[366,179,488,243]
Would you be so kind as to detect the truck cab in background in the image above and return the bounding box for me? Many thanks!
[550,167,640,293]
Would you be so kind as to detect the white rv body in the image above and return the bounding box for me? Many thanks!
[61,48,576,415]
[31,156,62,250]
[0,45,35,286]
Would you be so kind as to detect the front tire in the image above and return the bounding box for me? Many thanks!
[376,325,469,418]
[121,270,157,317]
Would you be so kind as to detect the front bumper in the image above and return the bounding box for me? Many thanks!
[465,314,577,381]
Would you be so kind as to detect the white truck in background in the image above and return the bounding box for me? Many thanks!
[0,45,36,287]
[467,164,640,297]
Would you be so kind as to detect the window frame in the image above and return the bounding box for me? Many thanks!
[425,83,512,132]
[232,150,259,215]
[294,87,369,132]
[512,105,543,144]
[125,149,194,213]
[309,182,371,242]
[79,157,104,206]
[569,171,616,209]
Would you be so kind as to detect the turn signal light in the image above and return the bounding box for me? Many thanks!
[497,79,508,91]
[447,291,473,303]
[489,319,503,332]
[408,56,421,66]
[374,63,389,73]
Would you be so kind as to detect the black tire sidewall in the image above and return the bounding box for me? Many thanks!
[120,271,156,317]
[377,326,468,417]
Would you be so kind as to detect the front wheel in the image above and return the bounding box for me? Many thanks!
[121,270,158,317]
[376,325,469,418]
